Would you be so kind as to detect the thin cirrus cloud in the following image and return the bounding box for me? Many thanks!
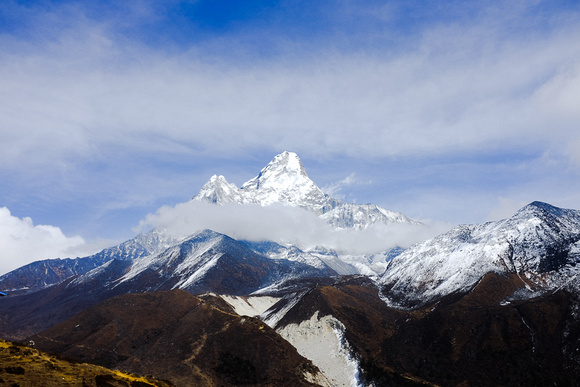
[1,1,580,272]
[1,2,580,171]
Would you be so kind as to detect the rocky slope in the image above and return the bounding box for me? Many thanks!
[379,201,580,308]
[0,230,335,340]
[193,151,419,229]
[31,290,327,387]
[218,274,580,386]
[0,338,172,387]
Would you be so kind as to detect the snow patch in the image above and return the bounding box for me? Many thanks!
[277,311,361,387]
[173,253,223,289]
[220,295,281,317]
[261,292,306,328]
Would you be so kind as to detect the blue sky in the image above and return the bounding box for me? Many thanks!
[1,0,580,274]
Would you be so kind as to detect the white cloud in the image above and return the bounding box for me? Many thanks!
[1,4,580,176]
[0,207,93,275]
[321,173,365,199]
[137,200,447,255]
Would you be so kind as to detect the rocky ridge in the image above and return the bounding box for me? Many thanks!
[379,201,580,307]
[193,151,419,229]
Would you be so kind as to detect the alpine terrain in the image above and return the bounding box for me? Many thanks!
[379,201,580,308]
[1,152,580,386]
[193,151,419,229]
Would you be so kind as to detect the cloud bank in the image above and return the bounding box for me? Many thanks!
[137,200,448,255]
[0,207,90,275]
[1,2,580,173]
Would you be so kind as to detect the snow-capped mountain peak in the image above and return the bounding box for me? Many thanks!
[193,151,419,229]
[514,200,578,223]
[244,151,308,187]
[240,151,327,207]
[195,174,245,204]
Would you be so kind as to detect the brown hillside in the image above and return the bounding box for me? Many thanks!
[0,338,172,386]
[31,289,323,387]
[275,274,580,386]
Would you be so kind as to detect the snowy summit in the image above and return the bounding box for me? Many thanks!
[379,201,580,307]
[193,151,419,229]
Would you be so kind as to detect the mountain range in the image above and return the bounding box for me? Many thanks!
[193,151,420,229]
[379,201,580,308]
[1,152,580,386]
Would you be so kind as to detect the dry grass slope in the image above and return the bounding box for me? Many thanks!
[0,338,173,386]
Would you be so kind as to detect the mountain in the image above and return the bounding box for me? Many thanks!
[0,228,179,295]
[111,229,336,296]
[0,151,412,296]
[0,229,335,340]
[31,290,327,387]
[4,199,580,385]
[213,274,580,386]
[378,201,580,308]
[0,256,110,296]
[193,151,419,229]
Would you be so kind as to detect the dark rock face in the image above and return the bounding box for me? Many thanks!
[273,274,580,386]
[31,290,322,387]
[379,274,579,386]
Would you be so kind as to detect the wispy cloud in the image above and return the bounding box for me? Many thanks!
[137,200,448,255]
[2,2,580,171]
[321,173,357,198]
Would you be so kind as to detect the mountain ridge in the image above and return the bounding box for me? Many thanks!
[30,290,327,387]
[193,151,420,229]
[378,200,580,307]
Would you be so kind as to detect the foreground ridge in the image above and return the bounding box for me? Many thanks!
[0,338,172,386]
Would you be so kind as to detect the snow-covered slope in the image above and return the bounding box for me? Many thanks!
[0,228,179,294]
[253,276,405,386]
[193,151,419,229]
[92,228,180,262]
[277,311,361,387]
[379,201,580,307]
[70,229,337,296]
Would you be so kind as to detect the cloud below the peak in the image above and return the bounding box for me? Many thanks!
[137,200,448,255]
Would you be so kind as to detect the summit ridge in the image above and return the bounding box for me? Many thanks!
[378,201,580,307]
[193,151,419,229]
